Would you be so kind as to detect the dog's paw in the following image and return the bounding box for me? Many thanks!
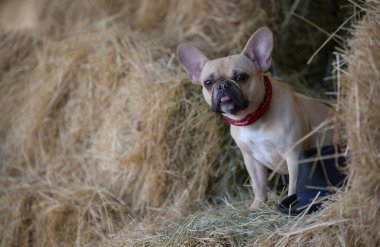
[249,199,265,210]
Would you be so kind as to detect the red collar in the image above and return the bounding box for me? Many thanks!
[223,75,272,126]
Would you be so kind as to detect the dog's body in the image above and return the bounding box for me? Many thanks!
[177,27,332,209]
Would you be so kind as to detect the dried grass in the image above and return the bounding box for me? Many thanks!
[0,27,242,245]
[106,201,288,247]
[1,0,377,246]
[0,1,266,245]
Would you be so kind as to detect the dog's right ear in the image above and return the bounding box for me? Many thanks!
[177,43,208,84]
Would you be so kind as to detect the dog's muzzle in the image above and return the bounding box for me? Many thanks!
[210,80,248,114]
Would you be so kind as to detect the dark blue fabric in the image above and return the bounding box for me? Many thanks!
[277,145,346,215]
[297,145,346,192]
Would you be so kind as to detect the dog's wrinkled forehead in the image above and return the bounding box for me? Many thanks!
[200,55,255,82]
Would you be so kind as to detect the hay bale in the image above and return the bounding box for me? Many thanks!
[0,1,259,244]
[0,0,360,246]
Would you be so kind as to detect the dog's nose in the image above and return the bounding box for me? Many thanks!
[219,81,230,90]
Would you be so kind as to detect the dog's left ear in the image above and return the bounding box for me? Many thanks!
[242,27,273,72]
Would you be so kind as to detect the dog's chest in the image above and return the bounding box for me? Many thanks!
[234,127,287,173]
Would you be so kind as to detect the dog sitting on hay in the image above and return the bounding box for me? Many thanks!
[178,27,345,214]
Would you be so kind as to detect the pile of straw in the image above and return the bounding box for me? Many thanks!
[1,0,378,246]
[0,1,269,245]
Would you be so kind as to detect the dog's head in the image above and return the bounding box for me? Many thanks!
[177,27,273,115]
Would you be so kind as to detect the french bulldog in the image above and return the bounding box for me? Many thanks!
[177,27,332,209]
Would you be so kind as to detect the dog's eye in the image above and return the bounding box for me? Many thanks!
[235,73,249,82]
[204,80,213,88]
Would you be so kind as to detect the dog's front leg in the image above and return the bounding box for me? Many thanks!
[242,152,268,210]
[286,152,299,196]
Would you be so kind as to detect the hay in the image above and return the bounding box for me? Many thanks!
[0,27,240,245]
[1,0,375,246]
[0,1,266,245]
[105,201,288,247]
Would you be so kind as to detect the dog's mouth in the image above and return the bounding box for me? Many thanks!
[220,96,232,102]
[211,81,249,114]
[219,95,235,111]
